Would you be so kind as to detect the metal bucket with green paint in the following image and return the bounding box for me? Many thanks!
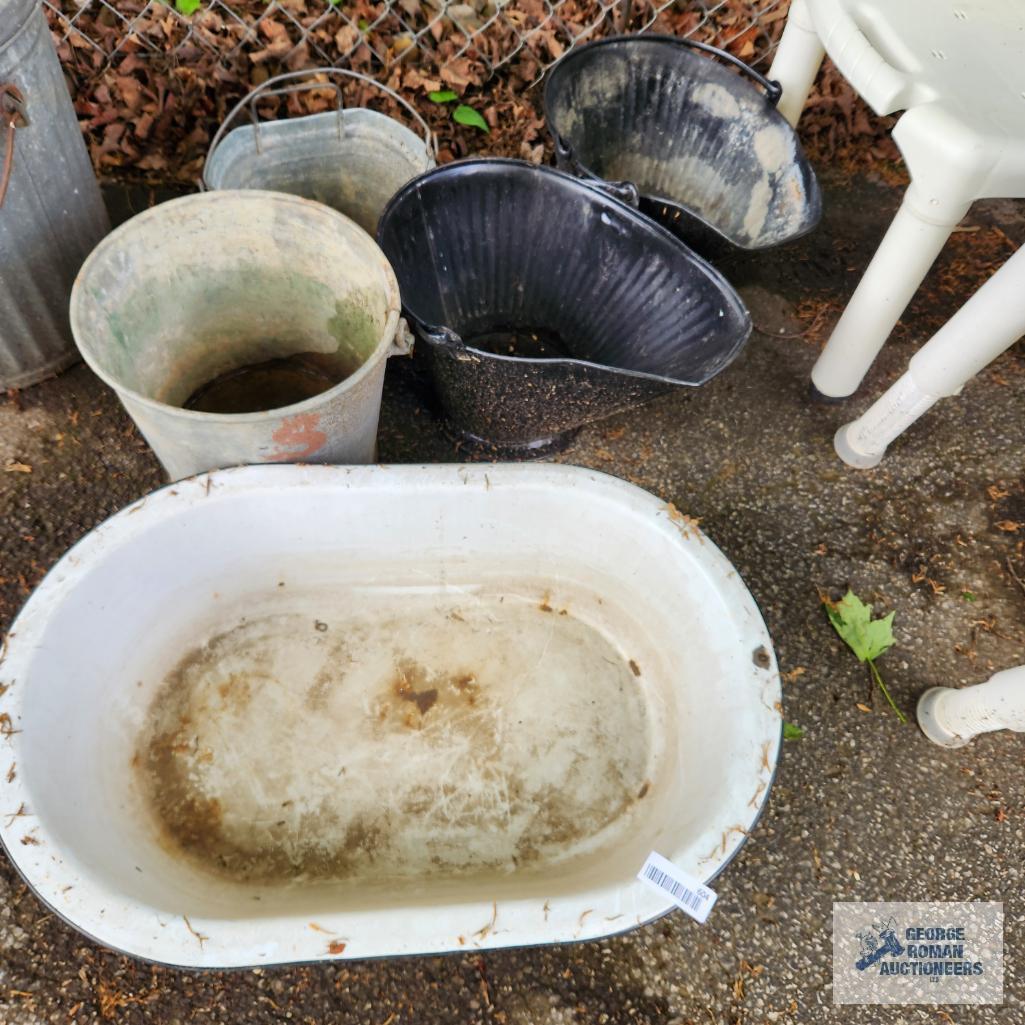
[70,191,409,481]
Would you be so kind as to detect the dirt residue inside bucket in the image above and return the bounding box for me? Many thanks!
[183,351,360,415]
[134,587,654,886]
[467,326,573,360]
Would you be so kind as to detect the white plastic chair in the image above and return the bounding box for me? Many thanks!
[768,0,1025,422]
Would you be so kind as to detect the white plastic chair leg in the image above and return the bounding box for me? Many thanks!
[918,665,1025,748]
[768,0,825,128]
[835,240,1025,466]
[810,187,971,398]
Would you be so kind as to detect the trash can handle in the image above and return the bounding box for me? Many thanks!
[0,84,27,209]
[661,35,783,106]
[203,68,437,189]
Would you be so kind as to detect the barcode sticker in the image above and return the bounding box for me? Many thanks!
[637,851,717,924]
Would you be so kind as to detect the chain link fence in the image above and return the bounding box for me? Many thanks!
[41,0,794,181]
[45,0,787,78]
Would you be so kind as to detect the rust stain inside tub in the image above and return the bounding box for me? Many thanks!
[136,591,652,885]
[391,660,440,717]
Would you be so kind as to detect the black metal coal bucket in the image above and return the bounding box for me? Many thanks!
[544,35,821,256]
[376,158,751,455]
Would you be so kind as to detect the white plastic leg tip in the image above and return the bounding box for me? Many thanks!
[834,424,884,469]
[917,688,970,749]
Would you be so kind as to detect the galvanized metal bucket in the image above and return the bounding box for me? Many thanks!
[70,191,410,482]
[0,0,109,389]
[203,68,435,235]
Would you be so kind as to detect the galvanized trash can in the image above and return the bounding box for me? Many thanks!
[203,68,435,236]
[70,191,409,481]
[0,0,109,389]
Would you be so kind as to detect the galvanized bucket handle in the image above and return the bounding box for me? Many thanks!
[202,68,436,190]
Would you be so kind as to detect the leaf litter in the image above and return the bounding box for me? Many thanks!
[44,0,889,185]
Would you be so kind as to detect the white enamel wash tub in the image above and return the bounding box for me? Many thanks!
[0,464,780,967]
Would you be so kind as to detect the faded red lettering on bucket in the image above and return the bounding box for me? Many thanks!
[268,413,327,461]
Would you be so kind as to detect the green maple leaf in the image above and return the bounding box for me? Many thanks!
[823,590,905,723]
[825,591,895,662]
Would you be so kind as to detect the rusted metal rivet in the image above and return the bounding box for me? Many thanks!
[752,646,771,669]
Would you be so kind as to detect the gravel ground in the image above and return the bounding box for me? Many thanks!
[0,173,1023,1024]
